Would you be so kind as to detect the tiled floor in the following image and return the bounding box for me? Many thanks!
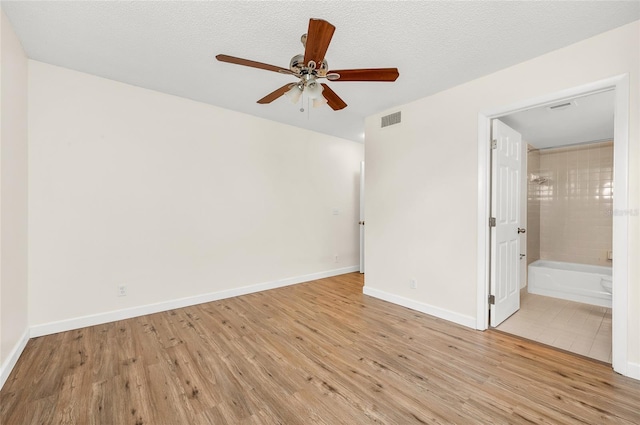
[496,289,612,363]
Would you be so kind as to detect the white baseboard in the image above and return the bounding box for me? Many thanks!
[0,328,30,390]
[626,362,640,381]
[363,286,476,329]
[30,266,359,338]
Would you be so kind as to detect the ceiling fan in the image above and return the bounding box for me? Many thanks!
[216,18,399,111]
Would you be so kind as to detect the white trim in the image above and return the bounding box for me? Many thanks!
[627,362,640,381]
[30,266,359,338]
[476,114,491,330]
[359,160,365,274]
[363,286,476,329]
[476,75,630,376]
[611,75,630,377]
[0,328,30,390]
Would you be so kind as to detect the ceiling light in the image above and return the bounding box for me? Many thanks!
[286,77,327,108]
[285,83,303,103]
[313,96,328,108]
[305,79,323,100]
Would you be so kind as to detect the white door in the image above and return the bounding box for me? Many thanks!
[359,161,365,274]
[490,120,523,326]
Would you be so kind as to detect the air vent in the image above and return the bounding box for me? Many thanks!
[381,111,401,128]
[547,101,576,111]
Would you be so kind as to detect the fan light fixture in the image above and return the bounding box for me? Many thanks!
[216,18,400,111]
[285,78,326,108]
[305,79,323,99]
[285,83,303,103]
[309,81,327,107]
[313,96,328,108]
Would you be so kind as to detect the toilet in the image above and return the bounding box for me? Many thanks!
[601,276,613,294]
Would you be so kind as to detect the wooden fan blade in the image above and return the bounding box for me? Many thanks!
[216,54,292,74]
[257,84,294,104]
[320,84,347,110]
[303,19,335,67]
[328,68,399,82]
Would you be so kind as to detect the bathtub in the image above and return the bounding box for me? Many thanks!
[528,260,612,308]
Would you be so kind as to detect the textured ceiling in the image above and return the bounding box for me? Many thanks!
[3,1,639,142]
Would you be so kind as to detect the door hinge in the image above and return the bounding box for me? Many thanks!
[491,139,497,149]
[489,217,496,227]
[488,295,495,305]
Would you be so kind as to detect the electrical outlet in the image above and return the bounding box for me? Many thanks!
[410,279,417,289]
[118,285,127,297]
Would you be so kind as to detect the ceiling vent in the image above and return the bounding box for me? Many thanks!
[547,101,576,111]
[381,111,401,128]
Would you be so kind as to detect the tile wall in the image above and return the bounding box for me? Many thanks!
[530,141,613,266]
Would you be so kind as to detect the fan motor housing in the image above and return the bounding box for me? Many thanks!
[290,54,328,77]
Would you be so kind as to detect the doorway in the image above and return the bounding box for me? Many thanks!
[494,96,615,362]
[476,75,630,376]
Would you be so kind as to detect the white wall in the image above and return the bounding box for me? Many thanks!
[0,10,29,386]
[365,22,639,368]
[28,61,363,330]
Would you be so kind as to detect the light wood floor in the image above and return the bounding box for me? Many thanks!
[2,273,640,424]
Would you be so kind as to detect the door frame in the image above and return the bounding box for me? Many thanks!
[476,75,630,376]
[359,161,365,274]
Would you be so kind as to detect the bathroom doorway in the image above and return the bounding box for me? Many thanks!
[477,75,630,376]
[496,98,615,361]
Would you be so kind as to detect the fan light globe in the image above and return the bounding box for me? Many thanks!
[285,84,303,103]
[313,97,328,108]
[305,80,323,100]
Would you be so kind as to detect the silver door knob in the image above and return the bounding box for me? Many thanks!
[518,228,526,234]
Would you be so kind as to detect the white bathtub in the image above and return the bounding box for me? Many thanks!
[528,260,612,308]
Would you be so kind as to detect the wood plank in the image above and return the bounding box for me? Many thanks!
[2,273,640,424]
